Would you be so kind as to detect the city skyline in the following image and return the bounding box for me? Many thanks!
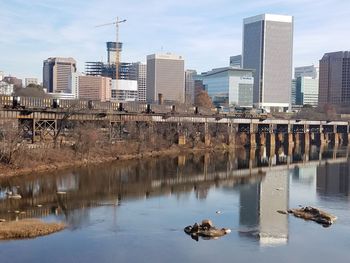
[1,0,350,80]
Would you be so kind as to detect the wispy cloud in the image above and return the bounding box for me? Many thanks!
[1,0,350,79]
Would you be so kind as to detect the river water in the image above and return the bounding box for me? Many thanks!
[0,145,350,262]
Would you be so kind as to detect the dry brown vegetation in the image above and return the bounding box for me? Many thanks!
[0,219,65,240]
[0,119,240,177]
[195,90,214,108]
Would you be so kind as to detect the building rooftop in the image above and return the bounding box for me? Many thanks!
[244,14,293,24]
[147,53,184,60]
[200,67,255,77]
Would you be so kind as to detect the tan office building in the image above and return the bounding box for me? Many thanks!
[79,75,112,102]
[146,53,185,103]
[43,57,76,93]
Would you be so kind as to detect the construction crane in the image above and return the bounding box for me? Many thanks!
[96,17,127,81]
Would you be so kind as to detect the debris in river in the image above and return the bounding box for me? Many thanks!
[56,191,67,195]
[184,219,231,241]
[216,210,221,214]
[288,206,337,226]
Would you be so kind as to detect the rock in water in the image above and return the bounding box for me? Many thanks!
[288,206,337,226]
[184,220,231,241]
[201,219,213,229]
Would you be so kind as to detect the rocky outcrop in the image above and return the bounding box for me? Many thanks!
[184,219,231,241]
[287,206,337,227]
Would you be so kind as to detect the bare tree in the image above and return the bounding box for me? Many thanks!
[0,121,23,164]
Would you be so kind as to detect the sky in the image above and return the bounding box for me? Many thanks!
[1,0,350,81]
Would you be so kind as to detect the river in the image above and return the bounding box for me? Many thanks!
[0,145,349,262]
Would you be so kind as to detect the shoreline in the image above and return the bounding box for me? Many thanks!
[0,144,236,178]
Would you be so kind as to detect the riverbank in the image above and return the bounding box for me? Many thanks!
[0,219,65,240]
[0,142,234,178]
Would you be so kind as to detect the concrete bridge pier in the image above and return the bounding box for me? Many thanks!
[227,123,236,147]
[304,132,310,147]
[204,122,211,147]
[288,133,294,147]
[257,132,267,146]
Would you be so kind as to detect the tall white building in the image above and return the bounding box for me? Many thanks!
[243,14,294,111]
[146,53,185,103]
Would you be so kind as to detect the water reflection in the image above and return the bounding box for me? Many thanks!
[0,145,348,245]
[317,161,350,198]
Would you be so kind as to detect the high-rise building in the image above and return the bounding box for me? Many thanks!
[294,65,319,79]
[319,51,350,108]
[243,14,293,111]
[78,75,111,102]
[230,55,242,68]
[132,62,147,101]
[146,53,185,103]
[185,70,196,104]
[25,78,38,87]
[196,67,254,107]
[0,71,4,81]
[43,57,77,93]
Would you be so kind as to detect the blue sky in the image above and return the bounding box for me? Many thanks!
[1,0,350,80]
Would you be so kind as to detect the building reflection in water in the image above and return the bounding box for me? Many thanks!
[317,161,350,198]
[239,169,289,246]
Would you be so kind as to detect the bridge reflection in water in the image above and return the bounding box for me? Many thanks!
[0,144,349,244]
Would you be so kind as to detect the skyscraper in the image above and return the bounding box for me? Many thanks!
[146,53,185,103]
[319,51,350,108]
[43,57,77,93]
[243,14,293,111]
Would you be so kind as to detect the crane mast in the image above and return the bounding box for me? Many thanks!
[96,17,126,96]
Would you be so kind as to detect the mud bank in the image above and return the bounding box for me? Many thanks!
[0,144,235,178]
[0,219,65,240]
